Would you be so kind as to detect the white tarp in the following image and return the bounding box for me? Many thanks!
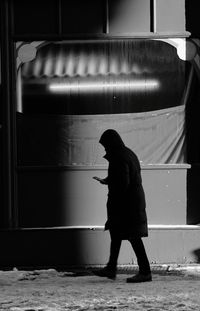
[17,105,185,165]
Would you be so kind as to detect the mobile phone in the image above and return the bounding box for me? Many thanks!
[93,176,102,182]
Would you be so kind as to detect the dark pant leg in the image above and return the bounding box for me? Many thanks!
[129,237,151,275]
[107,231,122,269]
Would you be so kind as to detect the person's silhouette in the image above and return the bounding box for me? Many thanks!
[93,129,151,282]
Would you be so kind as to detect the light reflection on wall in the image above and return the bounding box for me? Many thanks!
[48,79,160,93]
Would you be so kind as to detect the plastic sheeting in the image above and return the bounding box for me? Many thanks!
[90,105,186,164]
[17,105,185,166]
[57,105,186,165]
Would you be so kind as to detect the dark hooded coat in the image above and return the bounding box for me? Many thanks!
[99,129,148,239]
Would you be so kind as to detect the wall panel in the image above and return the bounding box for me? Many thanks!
[108,0,150,34]
[13,0,58,35]
[61,0,104,34]
[12,0,187,37]
[156,0,185,33]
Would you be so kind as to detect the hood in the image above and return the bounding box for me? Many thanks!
[99,129,125,151]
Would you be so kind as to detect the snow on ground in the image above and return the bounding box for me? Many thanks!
[0,267,200,310]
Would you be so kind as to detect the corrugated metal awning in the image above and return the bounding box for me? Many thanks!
[21,40,179,79]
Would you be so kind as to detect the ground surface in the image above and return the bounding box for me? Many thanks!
[0,266,200,311]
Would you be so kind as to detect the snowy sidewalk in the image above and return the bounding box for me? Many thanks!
[0,265,200,311]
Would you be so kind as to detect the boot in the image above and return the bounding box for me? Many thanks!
[126,272,152,283]
[92,266,117,280]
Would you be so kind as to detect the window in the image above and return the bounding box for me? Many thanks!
[20,40,185,115]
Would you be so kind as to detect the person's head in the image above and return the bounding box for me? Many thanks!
[99,129,125,152]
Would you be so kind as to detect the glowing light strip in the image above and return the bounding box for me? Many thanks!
[49,79,160,93]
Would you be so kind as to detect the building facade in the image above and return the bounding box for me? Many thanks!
[1,0,200,268]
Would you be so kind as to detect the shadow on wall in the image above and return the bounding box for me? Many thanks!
[187,165,200,225]
[17,169,67,227]
[192,249,200,263]
[186,68,200,225]
[0,229,108,268]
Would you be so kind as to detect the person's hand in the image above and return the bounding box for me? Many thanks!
[93,176,107,184]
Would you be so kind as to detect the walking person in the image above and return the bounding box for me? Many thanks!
[93,129,152,282]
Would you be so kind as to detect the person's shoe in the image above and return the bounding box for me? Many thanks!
[92,266,116,280]
[126,273,152,283]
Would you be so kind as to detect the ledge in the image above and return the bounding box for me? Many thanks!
[141,164,191,170]
[13,31,191,41]
[2,224,200,231]
[17,164,191,172]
